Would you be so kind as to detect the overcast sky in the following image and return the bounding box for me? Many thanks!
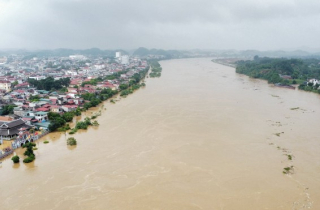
[0,0,320,51]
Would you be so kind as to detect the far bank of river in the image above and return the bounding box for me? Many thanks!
[0,58,320,210]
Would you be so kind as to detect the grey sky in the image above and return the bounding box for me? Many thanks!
[0,0,320,50]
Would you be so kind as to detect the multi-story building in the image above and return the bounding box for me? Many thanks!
[115,52,121,58]
[0,80,11,92]
[121,55,129,65]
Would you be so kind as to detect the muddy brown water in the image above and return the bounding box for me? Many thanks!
[0,58,320,210]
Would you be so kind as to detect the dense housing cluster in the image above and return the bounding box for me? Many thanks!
[0,52,150,157]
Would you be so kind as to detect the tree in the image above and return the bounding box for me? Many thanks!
[12,80,18,87]
[2,105,16,115]
[60,87,68,93]
[119,84,128,90]
[75,108,82,116]
[48,112,61,120]
[29,95,40,102]
[48,113,66,131]
[22,143,36,163]
[83,102,92,110]
[28,77,70,91]
[67,137,77,146]
[11,155,20,163]
[283,79,290,85]
[62,112,74,122]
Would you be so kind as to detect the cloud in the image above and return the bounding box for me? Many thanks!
[0,0,319,50]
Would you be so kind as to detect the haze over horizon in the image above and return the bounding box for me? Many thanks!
[0,0,320,51]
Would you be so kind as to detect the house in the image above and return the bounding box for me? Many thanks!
[34,112,48,122]
[0,116,13,122]
[73,98,84,105]
[70,79,83,86]
[308,78,319,86]
[22,116,35,125]
[50,105,61,113]
[33,121,50,130]
[0,119,32,140]
[66,92,76,98]
[67,87,78,93]
[0,80,11,92]
[50,99,57,105]
[37,90,50,95]
[35,107,50,112]
[13,107,28,117]
[280,75,292,80]
[15,82,29,89]
[61,105,78,112]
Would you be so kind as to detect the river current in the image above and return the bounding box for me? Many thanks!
[0,58,320,209]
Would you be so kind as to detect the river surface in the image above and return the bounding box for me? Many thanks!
[1,58,320,210]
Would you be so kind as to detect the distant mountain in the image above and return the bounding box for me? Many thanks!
[1,47,320,59]
[236,50,320,58]
[133,47,183,57]
[0,48,129,57]
[133,47,150,56]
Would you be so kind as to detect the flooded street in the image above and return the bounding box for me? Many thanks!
[0,58,320,209]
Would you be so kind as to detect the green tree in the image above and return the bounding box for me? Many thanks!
[12,80,18,87]
[62,112,75,122]
[2,105,16,115]
[75,108,82,116]
[22,143,36,163]
[119,84,129,90]
[67,137,77,146]
[11,155,20,163]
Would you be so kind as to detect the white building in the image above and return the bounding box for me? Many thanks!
[29,76,46,81]
[69,55,86,60]
[121,55,129,65]
[94,64,105,70]
[309,78,319,86]
[0,80,11,92]
[0,57,7,65]
[115,52,121,58]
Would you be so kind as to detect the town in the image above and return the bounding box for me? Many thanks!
[0,52,151,160]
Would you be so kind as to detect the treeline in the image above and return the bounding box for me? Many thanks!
[149,60,162,77]
[298,81,320,93]
[68,117,99,135]
[47,64,149,132]
[82,88,118,109]
[236,57,320,84]
[48,69,148,131]
[28,77,71,91]
[48,88,118,132]
[80,77,104,87]
[120,68,148,96]
[48,110,80,132]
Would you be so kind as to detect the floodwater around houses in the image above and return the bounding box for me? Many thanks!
[0,58,320,210]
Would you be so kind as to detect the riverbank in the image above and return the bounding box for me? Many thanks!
[235,57,320,95]
[0,60,163,163]
[211,58,238,67]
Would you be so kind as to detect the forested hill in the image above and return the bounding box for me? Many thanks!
[236,57,320,84]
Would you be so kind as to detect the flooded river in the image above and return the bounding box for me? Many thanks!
[1,58,320,210]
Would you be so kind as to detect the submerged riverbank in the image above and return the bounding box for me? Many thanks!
[0,58,319,210]
[0,60,163,163]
